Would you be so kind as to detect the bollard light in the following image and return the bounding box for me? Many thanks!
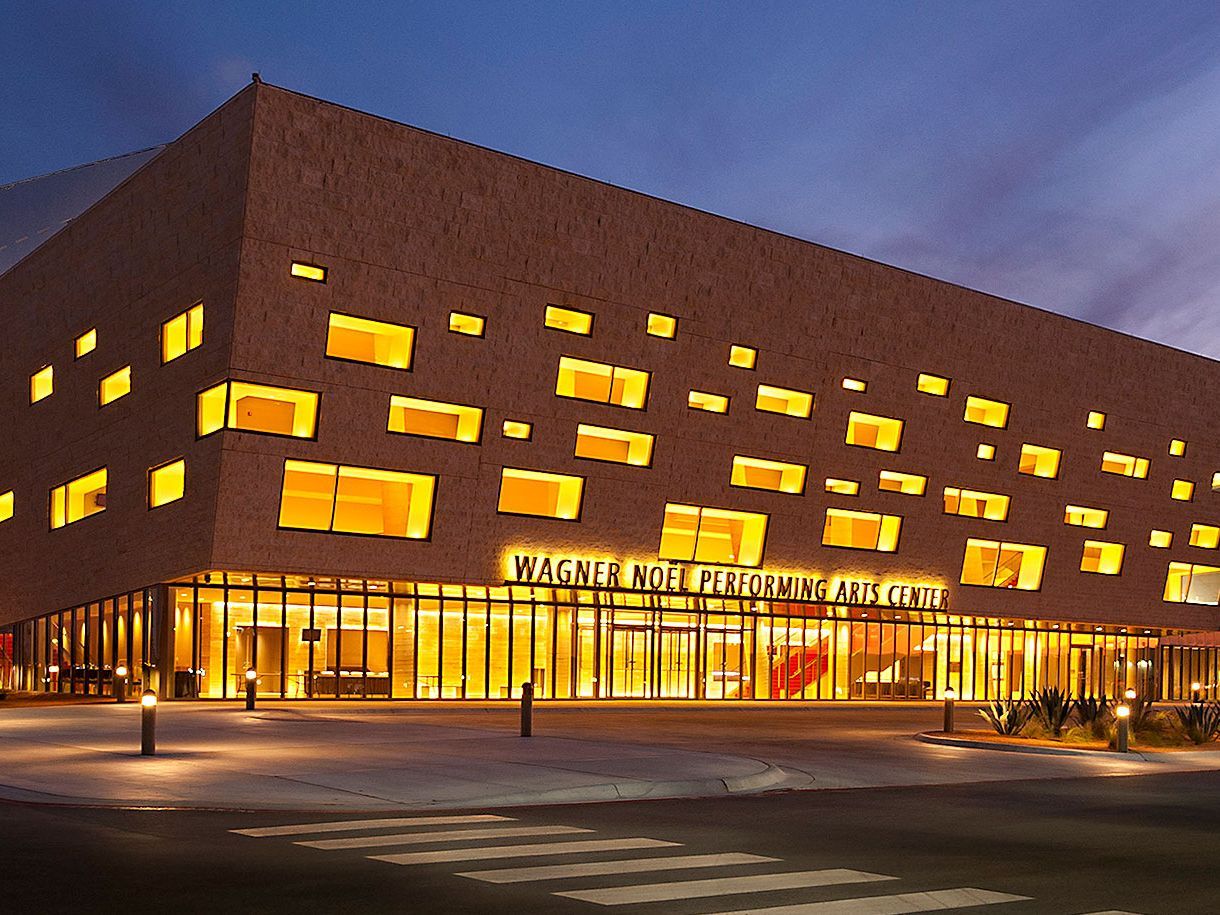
[942,687,956,734]
[141,689,158,756]
[113,665,129,703]
[1115,703,1130,753]
[245,667,258,711]
[1192,681,1202,703]
[1124,687,1137,701]
[520,681,534,738]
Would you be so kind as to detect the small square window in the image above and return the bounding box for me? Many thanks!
[1171,479,1195,502]
[1189,524,1219,550]
[449,312,485,336]
[30,365,53,404]
[99,366,132,406]
[544,305,593,335]
[0,490,13,523]
[1018,444,1061,479]
[149,459,185,508]
[1169,439,1186,457]
[1149,529,1173,549]
[976,443,996,461]
[841,377,867,393]
[728,345,757,370]
[916,373,950,396]
[291,261,327,282]
[1087,411,1106,430]
[964,396,1009,429]
[1081,540,1124,575]
[75,329,97,358]
[502,419,532,440]
[646,313,677,339]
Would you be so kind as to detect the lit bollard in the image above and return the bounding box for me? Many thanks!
[520,681,534,737]
[114,665,128,703]
[1192,681,1202,703]
[141,690,157,756]
[245,667,258,711]
[1124,687,1137,702]
[1115,703,1130,753]
[942,687,956,734]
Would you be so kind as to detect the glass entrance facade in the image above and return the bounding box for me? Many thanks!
[7,572,1217,702]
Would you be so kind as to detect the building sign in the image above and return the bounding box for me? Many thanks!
[505,553,950,610]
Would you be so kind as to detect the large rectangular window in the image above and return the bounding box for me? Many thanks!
[498,468,584,520]
[961,538,1046,590]
[659,503,768,566]
[755,384,813,419]
[1190,524,1220,550]
[731,456,806,494]
[387,396,482,443]
[1081,540,1124,575]
[325,312,414,370]
[845,412,903,452]
[963,396,1009,428]
[148,459,185,508]
[943,487,1010,522]
[50,468,107,529]
[161,303,203,363]
[1164,562,1220,605]
[1018,444,1061,479]
[197,381,319,439]
[1101,451,1149,479]
[574,424,654,467]
[99,366,131,406]
[821,508,901,552]
[279,460,435,538]
[1064,505,1108,529]
[556,356,649,409]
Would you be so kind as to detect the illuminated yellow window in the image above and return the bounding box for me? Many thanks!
[822,508,902,552]
[841,377,867,393]
[1169,439,1186,457]
[1164,562,1220,605]
[1149,529,1173,549]
[1018,444,1060,479]
[325,312,414,370]
[976,443,996,461]
[878,471,926,496]
[448,312,485,336]
[961,538,1046,590]
[659,503,768,566]
[148,459,185,508]
[1190,524,1220,550]
[689,390,729,413]
[1171,479,1194,501]
[1101,451,1149,479]
[728,345,757,370]
[1087,411,1106,430]
[964,396,1009,429]
[502,419,532,440]
[544,305,594,335]
[824,478,860,496]
[1064,505,1108,529]
[0,490,12,523]
[498,468,584,521]
[646,313,677,339]
[196,381,319,439]
[50,468,107,529]
[279,459,435,538]
[75,328,97,358]
[1213,472,1220,492]
[916,373,950,396]
[99,366,131,406]
[30,365,53,403]
[160,303,203,364]
[755,384,813,419]
[575,424,654,467]
[944,487,1010,522]
[291,261,327,282]
[556,356,649,409]
[388,396,482,443]
[731,455,806,494]
[845,412,903,452]
[1081,540,1124,575]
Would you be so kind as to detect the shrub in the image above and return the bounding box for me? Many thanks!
[978,699,1032,736]
[1127,693,1156,733]
[1028,687,1073,737]
[1174,702,1220,745]
[1074,695,1112,740]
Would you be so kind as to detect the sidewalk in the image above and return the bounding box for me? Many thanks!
[3,701,1218,811]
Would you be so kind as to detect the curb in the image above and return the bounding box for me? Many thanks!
[916,731,1149,760]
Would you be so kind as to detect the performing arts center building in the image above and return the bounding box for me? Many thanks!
[1,80,1217,703]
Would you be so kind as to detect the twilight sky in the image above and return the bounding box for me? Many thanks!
[3,1,1218,359]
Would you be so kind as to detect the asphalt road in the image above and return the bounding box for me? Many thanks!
[5,769,1217,914]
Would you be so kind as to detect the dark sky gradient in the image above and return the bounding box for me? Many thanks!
[3,1,1218,357]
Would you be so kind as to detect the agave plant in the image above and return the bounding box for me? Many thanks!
[978,699,1032,736]
[1174,701,1220,745]
[1075,695,1112,739]
[1028,687,1073,737]
[1127,692,1156,733]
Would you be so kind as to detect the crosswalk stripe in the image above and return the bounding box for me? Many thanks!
[557,869,896,906]
[298,824,590,850]
[231,815,509,837]
[459,852,779,884]
[703,886,1031,915]
[371,837,680,866]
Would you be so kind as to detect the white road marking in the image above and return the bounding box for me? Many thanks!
[459,852,779,884]
[704,887,1030,914]
[231,814,509,837]
[371,837,680,866]
[298,824,590,850]
[557,869,896,906]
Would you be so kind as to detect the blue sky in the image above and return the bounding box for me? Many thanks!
[3,1,1218,357]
